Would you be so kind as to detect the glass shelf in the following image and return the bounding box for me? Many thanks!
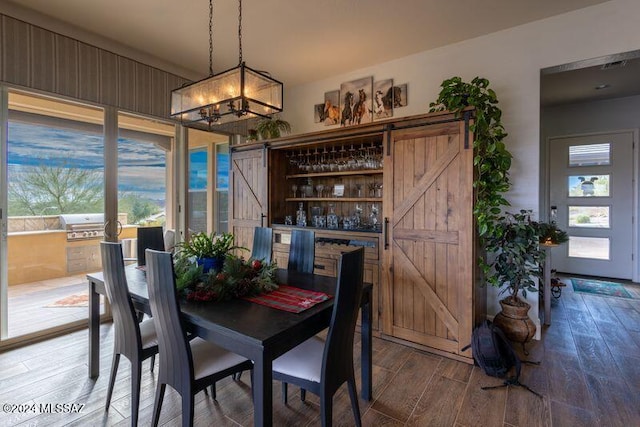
[286,197,382,202]
[272,223,382,234]
[286,169,383,179]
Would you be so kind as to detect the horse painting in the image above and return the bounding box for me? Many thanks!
[323,100,340,125]
[341,91,353,126]
[383,86,403,110]
[373,90,385,115]
[373,89,393,119]
[351,89,368,125]
[316,103,327,122]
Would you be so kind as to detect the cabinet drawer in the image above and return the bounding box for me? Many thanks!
[273,251,289,269]
[313,257,336,277]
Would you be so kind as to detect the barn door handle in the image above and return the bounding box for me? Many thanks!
[383,217,390,249]
[261,213,267,227]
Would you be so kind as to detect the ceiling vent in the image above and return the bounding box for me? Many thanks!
[601,60,627,70]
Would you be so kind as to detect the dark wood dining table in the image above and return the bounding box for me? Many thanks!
[87,264,372,427]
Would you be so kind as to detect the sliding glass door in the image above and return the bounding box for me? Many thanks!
[2,91,106,342]
[187,128,229,234]
[117,113,174,258]
[0,90,176,348]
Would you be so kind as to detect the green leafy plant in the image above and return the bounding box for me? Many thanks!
[176,232,245,260]
[175,254,279,302]
[484,210,545,304]
[430,76,513,285]
[255,116,291,140]
[538,221,569,245]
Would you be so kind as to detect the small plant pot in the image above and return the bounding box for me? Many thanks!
[493,298,536,344]
[197,256,224,273]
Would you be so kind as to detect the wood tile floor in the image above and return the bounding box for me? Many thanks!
[1,279,639,426]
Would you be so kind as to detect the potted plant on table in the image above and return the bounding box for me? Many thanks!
[538,221,569,246]
[174,233,278,302]
[176,232,243,273]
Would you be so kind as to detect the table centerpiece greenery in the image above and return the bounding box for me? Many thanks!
[174,232,279,302]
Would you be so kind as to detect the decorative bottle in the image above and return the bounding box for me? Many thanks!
[327,203,339,229]
[296,202,307,227]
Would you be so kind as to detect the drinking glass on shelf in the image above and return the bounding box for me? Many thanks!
[326,185,334,198]
[355,183,363,198]
[315,184,324,198]
[375,183,383,198]
[291,184,298,198]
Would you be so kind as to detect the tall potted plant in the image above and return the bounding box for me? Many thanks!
[484,210,545,346]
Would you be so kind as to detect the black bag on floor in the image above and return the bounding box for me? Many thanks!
[462,320,541,397]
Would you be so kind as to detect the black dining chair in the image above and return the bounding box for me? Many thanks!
[251,226,273,264]
[274,247,364,427]
[287,229,315,274]
[100,242,158,427]
[136,226,165,267]
[145,249,254,427]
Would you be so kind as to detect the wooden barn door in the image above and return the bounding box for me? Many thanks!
[229,147,267,253]
[382,120,474,357]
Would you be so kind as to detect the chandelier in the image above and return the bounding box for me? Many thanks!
[170,0,283,130]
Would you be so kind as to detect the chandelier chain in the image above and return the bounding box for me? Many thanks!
[208,0,214,76]
[238,0,243,64]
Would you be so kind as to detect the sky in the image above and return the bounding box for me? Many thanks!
[8,121,167,203]
[8,121,230,209]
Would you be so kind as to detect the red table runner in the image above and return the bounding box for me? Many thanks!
[244,285,332,313]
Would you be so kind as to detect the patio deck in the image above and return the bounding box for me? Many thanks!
[6,274,104,339]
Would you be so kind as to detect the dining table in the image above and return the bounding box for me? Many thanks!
[87,264,373,427]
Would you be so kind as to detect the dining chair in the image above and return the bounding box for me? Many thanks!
[287,229,315,274]
[136,226,165,267]
[145,249,254,427]
[100,242,158,427]
[163,228,176,253]
[274,247,365,427]
[251,226,273,264]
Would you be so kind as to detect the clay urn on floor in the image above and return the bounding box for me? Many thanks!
[492,296,537,347]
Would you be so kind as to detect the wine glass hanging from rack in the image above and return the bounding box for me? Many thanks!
[286,142,382,173]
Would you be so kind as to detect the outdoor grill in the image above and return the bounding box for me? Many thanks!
[59,213,105,241]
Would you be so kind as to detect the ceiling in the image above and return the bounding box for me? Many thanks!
[4,0,609,88]
[541,55,640,107]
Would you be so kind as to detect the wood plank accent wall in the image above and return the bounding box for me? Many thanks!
[0,14,189,118]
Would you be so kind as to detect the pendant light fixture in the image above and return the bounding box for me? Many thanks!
[170,0,283,130]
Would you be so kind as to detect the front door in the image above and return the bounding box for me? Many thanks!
[548,131,634,279]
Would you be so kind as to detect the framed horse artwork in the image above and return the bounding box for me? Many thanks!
[314,103,325,123]
[340,76,373,126]
[373,79,393,120]
[322,90,340,126]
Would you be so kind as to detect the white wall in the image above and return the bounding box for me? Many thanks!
[283,0,640,322]
[542,95,640,138]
